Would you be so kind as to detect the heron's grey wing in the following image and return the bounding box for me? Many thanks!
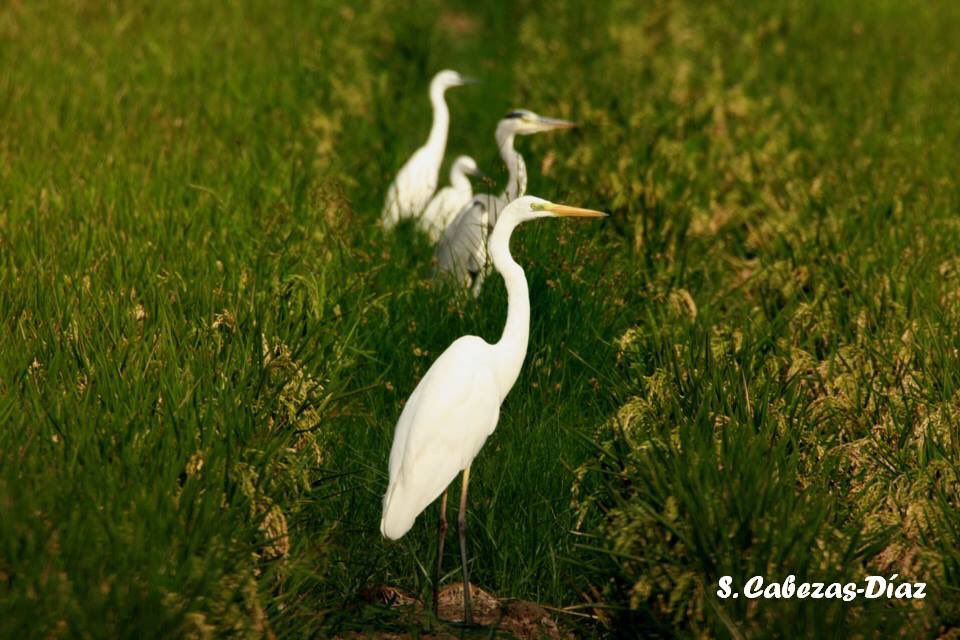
[484,192,509,230]
[434,196,490,285]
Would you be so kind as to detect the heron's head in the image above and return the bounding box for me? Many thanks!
[499,109,576,136]
[431,70,478,92]
[506,195,607,224]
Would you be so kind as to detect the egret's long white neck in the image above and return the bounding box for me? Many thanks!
[450,164,471,193]
[496,130,527,202]
[488,215,529,399]
[425,83,450,157]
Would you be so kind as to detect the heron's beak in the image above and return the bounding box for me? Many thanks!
[544,203,608,218]
[458,75,481,85]
[467,167,488,180]
[536,116,577,130]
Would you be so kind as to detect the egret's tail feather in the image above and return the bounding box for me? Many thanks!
[381,463,462,540]
[380,482,418,540]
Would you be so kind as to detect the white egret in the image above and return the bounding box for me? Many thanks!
[418,155,484,243]
[381,195,607,624]
[434,110,575,294]
[381,70,475,229]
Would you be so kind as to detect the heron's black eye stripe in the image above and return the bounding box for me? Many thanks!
[505,111,525,119]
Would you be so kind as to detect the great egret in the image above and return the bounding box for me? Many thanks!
[434,110,575,294]
[381,70,475,229]
[381,195,607,624]
[418,155,484,243]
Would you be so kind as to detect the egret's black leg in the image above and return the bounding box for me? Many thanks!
[433,490,448,616]
[458,466,473,624]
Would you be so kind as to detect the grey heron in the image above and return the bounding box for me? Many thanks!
[433,110,575,294]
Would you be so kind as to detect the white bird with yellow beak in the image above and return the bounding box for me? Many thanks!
[381,195,608,624]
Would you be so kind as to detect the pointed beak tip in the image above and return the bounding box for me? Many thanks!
[534,117,577,131]
[545,204,609,218]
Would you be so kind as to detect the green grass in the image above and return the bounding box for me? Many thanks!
[2,0,960,637]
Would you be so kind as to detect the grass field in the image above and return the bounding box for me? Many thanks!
[3,0,960,637]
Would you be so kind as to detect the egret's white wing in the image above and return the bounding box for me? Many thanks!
[381,336,499,539]
[419,186,472,242]
[381,148,440,227]
[419,186,455,241]
[381,181,402,228]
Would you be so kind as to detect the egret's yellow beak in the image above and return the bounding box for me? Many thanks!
[543,203,608,218]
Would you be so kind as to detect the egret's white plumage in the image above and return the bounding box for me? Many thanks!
[434,110,575,292]
[380,194,607,623]
[380,334,500,540]
[418,155,483,243]
[381,70,474,229]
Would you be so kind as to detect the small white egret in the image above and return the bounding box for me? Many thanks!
[381,195,607,624]
[434,110,575,294]
[381,70,475,229]
[418,155,485,243]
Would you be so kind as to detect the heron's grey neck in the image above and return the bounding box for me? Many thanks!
[496,131,527,202]
[425,84,450,156]
[450,165,472,193]
[489,217,529,399]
